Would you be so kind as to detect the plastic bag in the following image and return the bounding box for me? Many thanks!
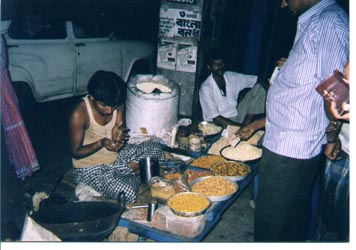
[20,215,61,241]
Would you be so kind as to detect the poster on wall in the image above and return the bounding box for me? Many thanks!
[158,5,201,72]
[158,6,202,40]
[176,44,197,73]
[157,40,197,72]
[157,40,177,70]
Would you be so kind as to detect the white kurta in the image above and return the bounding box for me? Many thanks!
[199,71,258,122]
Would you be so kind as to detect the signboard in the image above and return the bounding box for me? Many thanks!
[159,7,202,40]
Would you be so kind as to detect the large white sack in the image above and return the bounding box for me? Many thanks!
[126,75,179,136]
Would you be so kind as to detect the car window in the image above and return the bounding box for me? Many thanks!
[8,16,66,40]
[73,15,111,39]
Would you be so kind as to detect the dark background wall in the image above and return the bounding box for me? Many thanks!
[196,0,349,80]
[193,0,349,116]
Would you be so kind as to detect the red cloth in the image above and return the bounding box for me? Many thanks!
[1,37,39,179]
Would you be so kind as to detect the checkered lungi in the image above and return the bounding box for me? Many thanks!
[73,142,165,202]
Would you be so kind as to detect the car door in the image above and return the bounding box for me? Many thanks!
[5,17,76,101]
[71,17,123,93]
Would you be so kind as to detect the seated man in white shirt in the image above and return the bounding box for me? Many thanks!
[199,48,268,128]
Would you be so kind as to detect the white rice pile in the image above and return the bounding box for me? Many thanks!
[221,142,262,162]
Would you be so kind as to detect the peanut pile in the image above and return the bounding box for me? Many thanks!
[210,161,251,176]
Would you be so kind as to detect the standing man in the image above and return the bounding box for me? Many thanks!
[254,0,349,242]
[199,48,268,128]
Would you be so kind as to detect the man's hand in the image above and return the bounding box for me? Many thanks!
[234,118,265,140]
[330,101,350,121]
[276,57,287,67]
[324,139,342,161]
[129,161,140,176]
[101,138,125,152]
[234,124,255,140]
[112,122,130,143]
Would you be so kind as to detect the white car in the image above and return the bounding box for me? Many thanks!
[2,15,155,103]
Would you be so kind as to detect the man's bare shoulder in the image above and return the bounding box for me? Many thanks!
[71,100,87,115]
[70,100,89,126]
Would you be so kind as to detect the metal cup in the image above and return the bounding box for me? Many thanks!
[139,157,160,184]
[147,203,158,221]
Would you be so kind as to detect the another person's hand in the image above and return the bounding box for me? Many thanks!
[324,139,342,161]
[344,60,350,82]
[280,0,288,8]
[276,57,287,67]
[330,101,350,121]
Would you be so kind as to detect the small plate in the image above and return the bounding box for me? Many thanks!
[190,176,238,202]
[167,192,211,217]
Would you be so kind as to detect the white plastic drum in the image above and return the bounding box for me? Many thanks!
[126,74,179,136]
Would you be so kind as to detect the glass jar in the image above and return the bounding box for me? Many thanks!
[189,137,201,152]
[150,177,176,203]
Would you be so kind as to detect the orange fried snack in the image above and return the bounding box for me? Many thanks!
[190,155,225,169]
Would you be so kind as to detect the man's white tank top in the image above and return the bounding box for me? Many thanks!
[72,96,118,168]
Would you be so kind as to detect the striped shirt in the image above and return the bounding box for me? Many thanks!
[263,0,349,159]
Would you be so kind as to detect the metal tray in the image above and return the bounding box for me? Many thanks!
[190,176,239,202]
[167,192,211,217]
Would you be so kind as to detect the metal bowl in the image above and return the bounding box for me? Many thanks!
[167,192,211,217]
[197,121,223,138]
[190,176,239,202]
[210,161,251,182]
[30,200,125,241]
[220,145,262,163]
